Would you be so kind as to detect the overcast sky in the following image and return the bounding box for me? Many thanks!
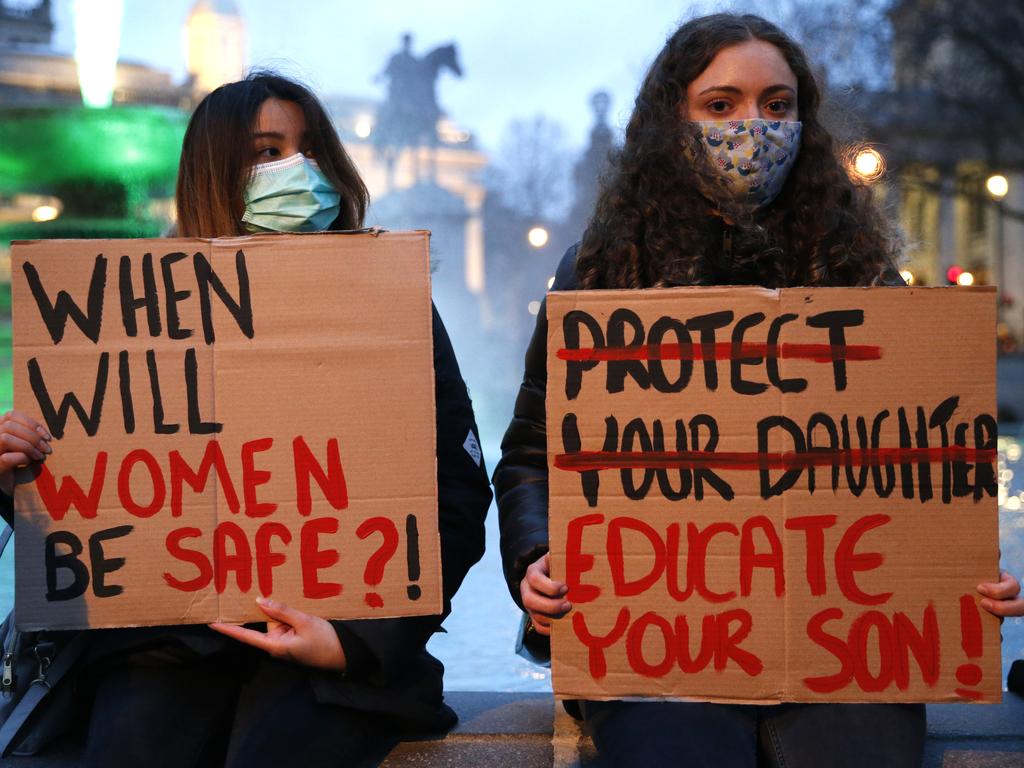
[46,0,733,153]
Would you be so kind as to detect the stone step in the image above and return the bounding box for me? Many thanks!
[2,690,1022,766]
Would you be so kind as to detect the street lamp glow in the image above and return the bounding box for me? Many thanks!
[354,115,373,139]
[73,0,124,108]
[957,271,975,287]
[546,275,555,290]
[851,147,884,182]
[31,205,60,223]
[899,269,914,285]
[527,300,541,316]
[986,174,1009,200]
[528,226,549,248]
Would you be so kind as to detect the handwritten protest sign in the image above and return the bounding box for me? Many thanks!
[12,232,440,630]
[546,286,999,703]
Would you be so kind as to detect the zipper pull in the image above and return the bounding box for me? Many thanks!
[32,641,54,688]
[2,652,14,695]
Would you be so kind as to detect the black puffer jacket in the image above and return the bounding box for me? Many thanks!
[494,245,579,612]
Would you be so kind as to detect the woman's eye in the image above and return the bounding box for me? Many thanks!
[766,100,791,114]
[707,100,731,113]
[256,147,280,158]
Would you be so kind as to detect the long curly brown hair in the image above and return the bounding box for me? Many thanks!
[576,13,902,290]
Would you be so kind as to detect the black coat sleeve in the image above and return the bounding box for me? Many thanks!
[494,245,579,610]
[328,303,491,684]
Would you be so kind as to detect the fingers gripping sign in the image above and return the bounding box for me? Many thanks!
[977,571,1024,619]
[0,410,52,496]
[209,597,347,671]
[520,553,572,636]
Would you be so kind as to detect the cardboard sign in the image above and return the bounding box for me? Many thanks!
[12,232,440,630]
[546,286,1000,703]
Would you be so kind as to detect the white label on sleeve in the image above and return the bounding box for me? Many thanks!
[463,430,482,466]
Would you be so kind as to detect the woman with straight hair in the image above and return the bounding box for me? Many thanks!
[494,13,1022,767]
[0,71,492,768]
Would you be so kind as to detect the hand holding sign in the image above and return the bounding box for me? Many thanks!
[209,596,347,671]
[520,553,571,635]
[977,571,1023,618]
[0,410,52,496]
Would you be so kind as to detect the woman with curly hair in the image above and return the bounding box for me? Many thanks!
[495,13,1021,767]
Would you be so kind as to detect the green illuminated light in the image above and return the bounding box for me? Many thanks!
[0,106,187,195]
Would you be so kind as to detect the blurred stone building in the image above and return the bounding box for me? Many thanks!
[851,0,1024,346]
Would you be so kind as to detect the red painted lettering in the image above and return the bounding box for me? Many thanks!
[625,612,675,677]
[255,522,291,596]
[35,452,107,520]
[804,607,854,693]
[300,516,341,599]
[609,517,666,597]
[293,436,348,517]
[739,516,784,597]
[565,513,604,604]
[785,514,836,595]
[688,521,738,602]
[573,607,630,678]
[169,441,240,517]
[214,520,252,593]
[715,609,763,675]
[164,527,213,592]
[117,449,165,518]
[241,437,277,518]
[835,514,892,605]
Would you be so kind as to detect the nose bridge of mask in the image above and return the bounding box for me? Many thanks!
[246,153,328,199]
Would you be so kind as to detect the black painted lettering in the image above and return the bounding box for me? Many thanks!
[45,531,89,601]
[766,313,806,393]
[29,353,108,438]
[185,348,222,434]
[160,252,193,340]
[805,309,864,391]
[89,525,133,598]
[563,310,604,400]
[119,253,161,337]
[194,250,254,344]
[23,255,107,344]
[686,311,733,391]
[607,309,650,394]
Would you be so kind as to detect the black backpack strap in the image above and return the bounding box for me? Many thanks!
[0,631,88,757]
[0,525,11,561]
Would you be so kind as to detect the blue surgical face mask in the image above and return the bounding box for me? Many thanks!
[696,119,802,209]
[242,153,341,233]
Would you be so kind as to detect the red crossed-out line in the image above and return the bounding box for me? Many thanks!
[553,446,996,473]
[556,342,881,363]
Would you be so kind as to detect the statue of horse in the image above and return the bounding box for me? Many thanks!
[375,41,463,151]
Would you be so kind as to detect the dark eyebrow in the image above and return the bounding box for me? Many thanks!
[698,85,742,96]
[697,84,796,97]
[252,131,286,140]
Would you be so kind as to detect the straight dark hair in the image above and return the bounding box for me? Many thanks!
[175,71,369,238]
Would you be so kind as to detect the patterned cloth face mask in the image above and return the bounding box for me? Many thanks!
[695,119,802,209]
[242,153,341,233]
